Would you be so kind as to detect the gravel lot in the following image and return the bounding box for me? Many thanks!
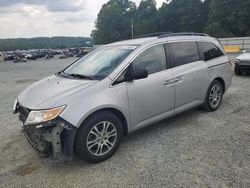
[0,57,249,188]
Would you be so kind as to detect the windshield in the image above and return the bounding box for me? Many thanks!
[62,46,136,80]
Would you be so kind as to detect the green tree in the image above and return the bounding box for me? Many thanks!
[91,0,250,43]
[134,0,159,36]
[159,0,205,33]
[91,0,136,44]
[205,0,250,37]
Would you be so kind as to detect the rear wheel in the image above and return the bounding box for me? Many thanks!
[234,65,242,75]
[202,80,223,111]
[75,111,123,163]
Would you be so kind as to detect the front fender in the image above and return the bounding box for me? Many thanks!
[58,82,131,132]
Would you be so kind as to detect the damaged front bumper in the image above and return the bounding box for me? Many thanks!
[15,103,76,159]
[22,122,64,158]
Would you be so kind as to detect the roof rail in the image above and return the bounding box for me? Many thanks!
[158,32,210,38]
[135,32,172,38]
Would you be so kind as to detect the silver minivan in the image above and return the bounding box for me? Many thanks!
[14,33,232,163]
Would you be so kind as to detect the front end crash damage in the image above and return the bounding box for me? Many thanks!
[22,121,65,158]
[15,104,77,160]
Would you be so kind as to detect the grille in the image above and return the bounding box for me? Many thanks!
[18,105,30,123]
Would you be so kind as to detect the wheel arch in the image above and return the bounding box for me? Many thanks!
[214,77,225,93]
[77,107,129,136]
[201,77,225,111]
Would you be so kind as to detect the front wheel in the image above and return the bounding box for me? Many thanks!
[202,80,223,112]
[75,111,123,163]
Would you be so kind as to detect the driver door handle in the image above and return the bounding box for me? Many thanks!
[164,76,184,86]
[174,76,184,83]
[164,79,175,86]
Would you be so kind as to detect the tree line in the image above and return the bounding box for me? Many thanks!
[0,37,93,51]
[91,0,250,44]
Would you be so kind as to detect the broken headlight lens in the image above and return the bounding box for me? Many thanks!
[25,105,66,125]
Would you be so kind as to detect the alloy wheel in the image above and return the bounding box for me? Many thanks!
[209,84,222,108]
[87,121,117,156]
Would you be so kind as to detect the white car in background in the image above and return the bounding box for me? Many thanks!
[235,50,250,75]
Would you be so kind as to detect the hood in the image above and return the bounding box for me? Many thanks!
[237,53,250,61]
[18,74,97,109]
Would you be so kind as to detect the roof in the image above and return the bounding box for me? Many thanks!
[106,34,216,47]
[107,37,157,46]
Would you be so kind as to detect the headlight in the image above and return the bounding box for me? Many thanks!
[25,105,66,125]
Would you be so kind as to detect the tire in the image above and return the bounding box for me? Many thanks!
[234,65,242,75]
[75,111,123,163]
[201,80,223,112]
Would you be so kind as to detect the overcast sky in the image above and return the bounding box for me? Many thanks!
[0,0,165,39]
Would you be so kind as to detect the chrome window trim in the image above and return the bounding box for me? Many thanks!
[110,42,168,88]
[110,40,200,88]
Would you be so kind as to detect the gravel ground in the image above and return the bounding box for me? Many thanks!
[0,57,250,188]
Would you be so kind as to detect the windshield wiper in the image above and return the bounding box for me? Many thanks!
[68,73,95,80]
[57,71,71,78]
[57,71,95,80]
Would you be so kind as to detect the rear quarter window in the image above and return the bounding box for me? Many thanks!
[198,42,224,61]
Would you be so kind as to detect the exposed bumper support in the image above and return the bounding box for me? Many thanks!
[43,126,64,158]
[22,117,77,159]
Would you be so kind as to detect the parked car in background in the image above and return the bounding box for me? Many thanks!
[14,32,232,163]
[13,58,27,63]
[235,50,250,75]
[0,53,4,62]
[75,50,89,58]
[59,54,67,59]
[26,54,37,60]
[67,52,74,57]
[45,54,54,59]
[3,48,92,63]
[75,53,84,58]
[4,54,15,61]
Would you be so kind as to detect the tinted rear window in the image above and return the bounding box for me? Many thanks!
[198,42,224,61]
[171,42,199,67]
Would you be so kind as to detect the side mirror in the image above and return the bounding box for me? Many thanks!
[125,64,148,82]
[131,68,148,80]
[242,50,246,53]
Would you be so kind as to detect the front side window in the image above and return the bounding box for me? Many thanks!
[132,44,166,75]
[198,42,224,61]
[63,46,136,80]
[171,42,200,67]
